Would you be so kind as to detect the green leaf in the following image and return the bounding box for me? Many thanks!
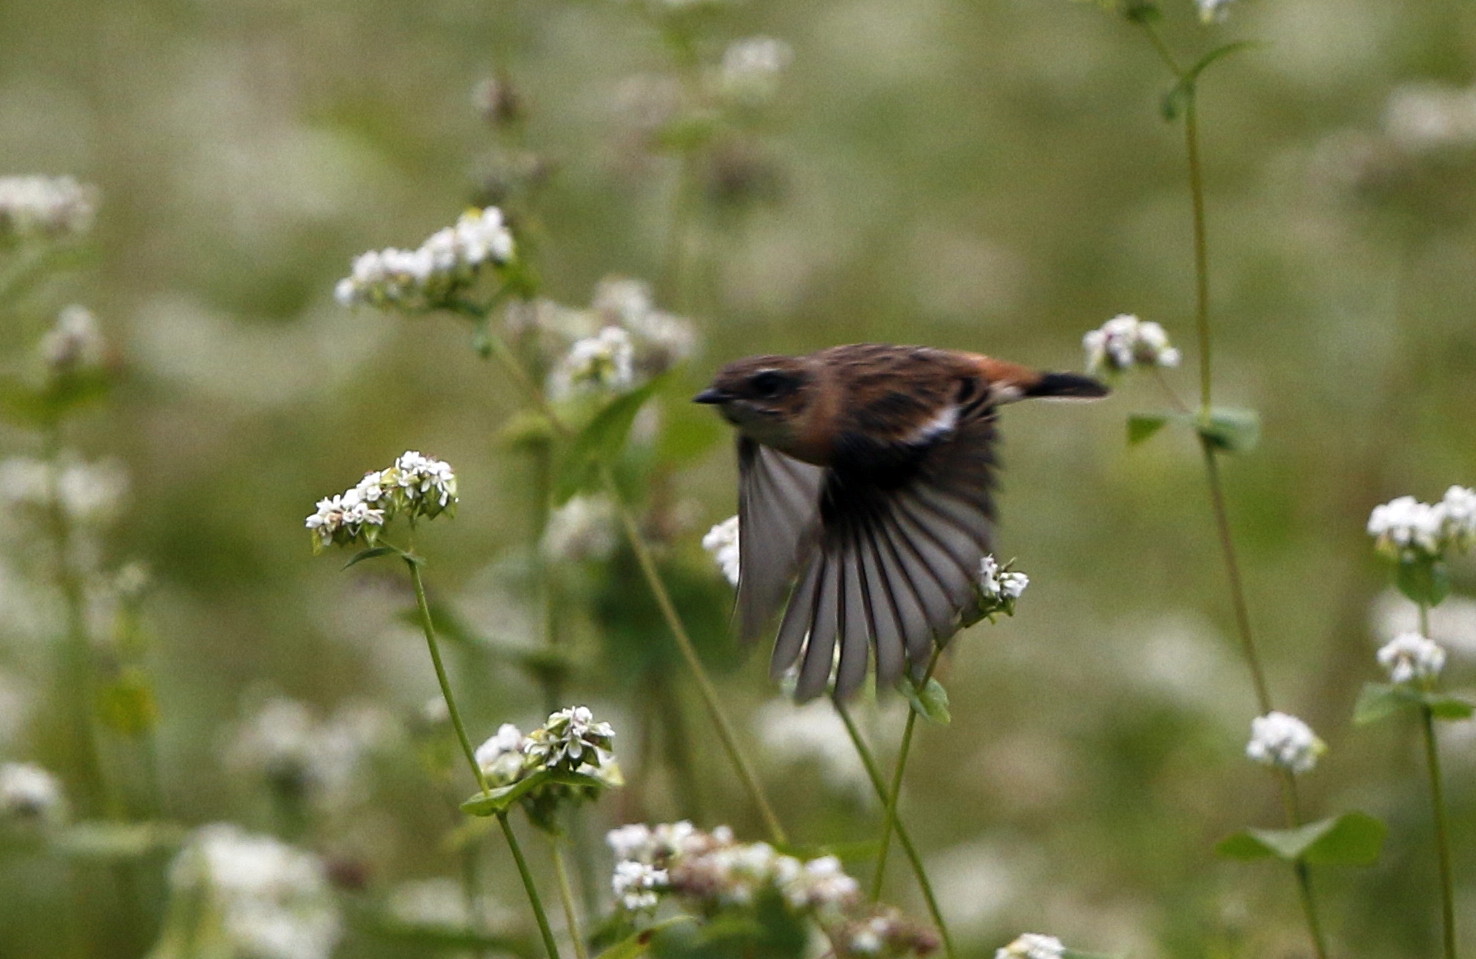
[1161,42,1255,121]
[1423,692,1474,720]
[1395,557,1451,608]
[1197,406,1260,453]
[902,677,950,725]
[459,769,610,817]
[554,377,666,505]
[1127,412,1172,445]
[342,545,404,569]
[595,918,697,959]
[1353,682,1416,725]
[96,667,159,735]
[1216,812,1385,866]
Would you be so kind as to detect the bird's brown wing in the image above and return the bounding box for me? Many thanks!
[773,390,998,701]
[736,436,825,644]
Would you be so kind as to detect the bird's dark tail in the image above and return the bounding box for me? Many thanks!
[1025,371,1110,400]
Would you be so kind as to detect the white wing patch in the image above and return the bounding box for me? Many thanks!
[904,404,959,446]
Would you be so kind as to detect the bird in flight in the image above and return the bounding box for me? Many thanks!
[695,343,1107,700]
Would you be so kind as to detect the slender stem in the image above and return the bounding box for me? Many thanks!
[872,647,945,900]
[1184,97,1213,411]
[1419,598,1458,959]
[1421,704,1458,959]
[1292,860,1329,959]
[603,463,787,845]
[550,841,589,959]
[407,557,490,795]
[500,813,563,959]
[1199,443,1272,715]
[833,702,955,959]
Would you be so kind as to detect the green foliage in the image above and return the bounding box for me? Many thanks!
[902,676,950,726]
[1354,683,1474,725]
[1394,557,1452,608]
[1217,812,1385,866]
[555,377,668,505]
[1125,406,1259,453]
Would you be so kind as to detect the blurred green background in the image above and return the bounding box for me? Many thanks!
[2,0,1474,956]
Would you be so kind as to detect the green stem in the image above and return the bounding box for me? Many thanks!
[833,701,955,959]
[1185,96,1213,411]
[603,463,787,846]
[1199,442,1272,715]
[1421,704,1458,959]
[1420,598,1458,959]
[551,840,589,959]
[406,557,490,795]
[871,647,944,900]
[501,813,563,959]
[1291,859,1329,959]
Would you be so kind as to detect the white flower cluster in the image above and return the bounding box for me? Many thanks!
[541,494,618,563]
[1367,486,1476,562]
[1082,313,1181,374]
[226,697,394,809]
[996,933,1065,959]
[473,706,621,792]
[1377,631,1447,685]
[335,207,514,311]
[0,455,128,527]
[525,705,617,771]
[1195,0,1236,24]
[608,822,938,956]
[548,326,636,400]
[40,305,107,375]
[974,555,1028,621]
[717,36,794,106]
[703,515,741,587]
[168,824,342,959]
[520,276,696,402]
[0,175,98,241]
[305,450,458,552]
[0,761,66,829]
[1246,711,1325,775]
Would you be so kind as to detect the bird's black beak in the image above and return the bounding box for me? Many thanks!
[693,387,728,405]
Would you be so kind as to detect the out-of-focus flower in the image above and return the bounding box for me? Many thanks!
[717,36,794,106]
[754,700,871,801]
[167,823,342,959]
[1195,0,1236,24]
[39,305,107,375]
[1246,711,1325,774]
[609,823,934,955]
[525,705,616,773]
[0,175,98,241]
[1367,487,1476,562]
[475,723,528,786]
[703,515,741,587]
[612,859,668,912]
[226,697,394,809]
[591,276,698,376]
[542,495,618,563]
[1377,631,1446,686]
[0,455,128,528]
[548,327,636,400]
[0,761,66,829]
[996,933,1065,959]
[1082,313,1181,374]
[1383,83,1476,154]
[335,207,514,311]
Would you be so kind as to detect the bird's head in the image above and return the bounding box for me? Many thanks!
[694,355,814,449]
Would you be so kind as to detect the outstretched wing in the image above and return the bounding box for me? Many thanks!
[772,394,998,701]
[735,437,825,644]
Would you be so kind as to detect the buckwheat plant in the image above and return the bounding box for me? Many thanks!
[1065,3,1399,957]
[1356,486,1475,959]
[336,206,786,852]
[606,821,939,959]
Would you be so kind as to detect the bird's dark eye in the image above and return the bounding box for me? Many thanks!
[748,370,795,399]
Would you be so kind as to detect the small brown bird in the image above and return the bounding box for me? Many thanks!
[695,344,1107,700]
